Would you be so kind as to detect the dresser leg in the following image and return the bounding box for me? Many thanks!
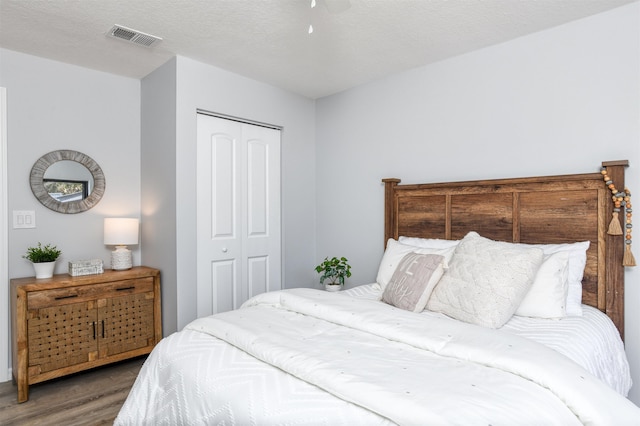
[17,381,28,403]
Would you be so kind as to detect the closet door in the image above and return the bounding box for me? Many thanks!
[196,114,281,317]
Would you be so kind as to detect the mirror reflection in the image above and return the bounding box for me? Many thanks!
[43,160,94,202]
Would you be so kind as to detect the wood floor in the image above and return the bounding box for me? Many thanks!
[0,357,145,425]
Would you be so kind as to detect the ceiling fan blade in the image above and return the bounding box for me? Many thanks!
[323,0,351,14]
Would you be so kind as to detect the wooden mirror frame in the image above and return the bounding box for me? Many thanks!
[30,150,106,214]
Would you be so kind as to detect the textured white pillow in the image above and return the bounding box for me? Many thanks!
[520,241,590,316]
[375,239,455,292]
[382,253,445,312]
[398,236,460,250]
[427,232,544,328]
[515,250,570,318]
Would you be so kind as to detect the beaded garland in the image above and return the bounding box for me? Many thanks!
[601,167,636,267]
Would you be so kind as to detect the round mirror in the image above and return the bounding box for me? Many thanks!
[30,150,105,214]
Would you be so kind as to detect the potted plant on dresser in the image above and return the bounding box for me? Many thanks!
[23,242,62,279]
[314,256,352,291]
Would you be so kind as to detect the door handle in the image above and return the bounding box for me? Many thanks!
[55,294,78,300]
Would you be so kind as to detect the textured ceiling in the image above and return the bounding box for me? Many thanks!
[0,0,636,99]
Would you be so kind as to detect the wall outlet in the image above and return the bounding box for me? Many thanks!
[13,210,36,229]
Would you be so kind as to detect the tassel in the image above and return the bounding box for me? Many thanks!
[608,211,623,235]
[623,244,636,267]
[601,167,634,265]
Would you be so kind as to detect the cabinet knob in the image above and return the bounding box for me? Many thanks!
[222,248,228,253]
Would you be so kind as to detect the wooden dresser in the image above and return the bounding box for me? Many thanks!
[10,266,162,403]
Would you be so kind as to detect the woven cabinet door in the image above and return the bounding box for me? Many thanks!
[27,301,98,374]
[97,291,155,358]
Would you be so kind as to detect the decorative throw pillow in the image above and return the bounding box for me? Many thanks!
[382,253,445,312]
[515,250,570,318]
[375,239,455,292]
[426,232,544,328]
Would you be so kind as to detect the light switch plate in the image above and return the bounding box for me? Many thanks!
[13,210,36,229]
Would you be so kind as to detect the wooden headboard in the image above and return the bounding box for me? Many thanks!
[383,160,629,339]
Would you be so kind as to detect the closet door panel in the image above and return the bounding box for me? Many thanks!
[197,114,280,317]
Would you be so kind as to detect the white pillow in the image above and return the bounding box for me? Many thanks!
[399,235,589,316]
[382,253,445,312]
[375,239,455,292]
[520,241,590,316]
[427,232,544,328]
[399,236,460,249]
[515,250,570,318]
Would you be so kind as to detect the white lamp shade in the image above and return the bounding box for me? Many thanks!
[104,218,139,246]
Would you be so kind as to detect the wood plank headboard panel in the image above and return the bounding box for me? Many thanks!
[383,161,629,338]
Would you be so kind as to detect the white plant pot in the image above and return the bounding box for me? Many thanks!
[324,283,342,292]
[33,261,56,279]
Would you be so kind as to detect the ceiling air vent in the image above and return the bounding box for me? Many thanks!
[107,24,162,47]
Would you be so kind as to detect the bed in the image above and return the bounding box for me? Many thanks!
[116,160,640,425]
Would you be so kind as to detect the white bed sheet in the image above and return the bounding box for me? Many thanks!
[345,284,632,396]
[117,327,393,425]
[116,285,637,425]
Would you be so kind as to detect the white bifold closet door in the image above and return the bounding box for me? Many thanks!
[196,113,281,317]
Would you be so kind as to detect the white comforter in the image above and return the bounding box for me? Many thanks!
[116,288,640,425]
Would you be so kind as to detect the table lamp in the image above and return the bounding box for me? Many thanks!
[104,218,139,270]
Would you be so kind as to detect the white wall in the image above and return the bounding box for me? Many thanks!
[0,49,142,276]
[140,57,178,335]
[316,3,640,404]
[1,87,9,381]
[0,48,141,377]
[141,56,317,333]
